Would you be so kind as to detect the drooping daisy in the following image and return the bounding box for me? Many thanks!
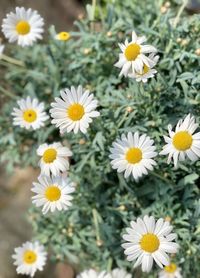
[0,43,5,57]
[2,7,44,47]
[128,54,159,83]
[12,96,49,130]
[160,114,200,167]
[12,241,47,277]
[159,263,182,278]
[110,268,132,278]
[55,31,71,41]
[109,132,157,180]
[122,215,179,273]
[50,85,100,134]
[37,142,72,176]
[77,269,109,278]
[115,30,157,77]
[32,175,75,214]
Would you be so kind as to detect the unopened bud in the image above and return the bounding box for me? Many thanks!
[96,239,103,246]
[126,106,133,113]
[107,31,112,37]
[160,6,168,14]
[83,48,92,55]
[165,216,171,222]
[79,139,86,145]
[195,48,200,56]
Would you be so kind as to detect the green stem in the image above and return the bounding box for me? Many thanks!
[92,209,101,243]
[107,258,113,272]
[1,54,25,67]
[151,171,175,185]
[165,0,188,53]
[0,86,18,99]
[173,0,188,28]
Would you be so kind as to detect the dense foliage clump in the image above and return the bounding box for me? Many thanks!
[0,0,200,277]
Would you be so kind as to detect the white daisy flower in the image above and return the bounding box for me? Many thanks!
[12,241,47,277]
[37,142,72,176]
[159,263,182,278]
[109,132,157,180]
[160,114,200,167]
[77,269,109,278]
[0,43,5,57]
[2,7,44,47]
[50,85,100,134]
[115,30,157,77]
[110,268,132,278]
[32,175,75,214]
[122,215,179,273]
[55,31,71,41]
[128,54,159,83]
[12,96,49,130]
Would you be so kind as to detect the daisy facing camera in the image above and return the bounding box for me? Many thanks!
[122,215,179,273]
[32,175,75,214]
[12,241,47,277]
[12,96,49,130]
[109,131,157,180]
[50,85,100,134]
[2,7,44,47]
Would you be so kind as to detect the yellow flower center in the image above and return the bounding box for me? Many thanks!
[125,43,141,61]
[164,263,177,273]
[140,233,160,253]
[43,148,57,163]
[57,32,71,41]
[16,21,31,35]
[172,131,193,151]
[126,147,142,164]
[67,103,85,121]
[23,109,37,123]
[137,64,150,75]
[23,250,37,264]
[45,186,61,201]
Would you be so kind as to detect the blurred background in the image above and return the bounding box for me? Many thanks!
[0,0,85,277]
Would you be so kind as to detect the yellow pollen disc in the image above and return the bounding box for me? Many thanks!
[126,148,142,164]
[140,233,160,253]
[57,32,71,41]
[16,21,30,35]
[23,250,37,264]
[45,185,61,201]
[125,43,141,61]
[43,148,57,163]
[142,64,150,74]
[164,263,177,273]
[67,103,85,121]
[172,131,193,151]
[136,64,150,76]
[23,109,37,123]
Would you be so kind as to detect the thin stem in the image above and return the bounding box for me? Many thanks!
[90,0,97,31]
[1,54,25,67]
[0,86,18,99]
[107,258,113,272]
[173,0,188,28]
[151,171,175,186]
[92,209,101,243]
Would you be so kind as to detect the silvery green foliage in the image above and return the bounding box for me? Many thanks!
[0,0,200,277]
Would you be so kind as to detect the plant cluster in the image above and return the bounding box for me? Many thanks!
[0,0,200,277]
